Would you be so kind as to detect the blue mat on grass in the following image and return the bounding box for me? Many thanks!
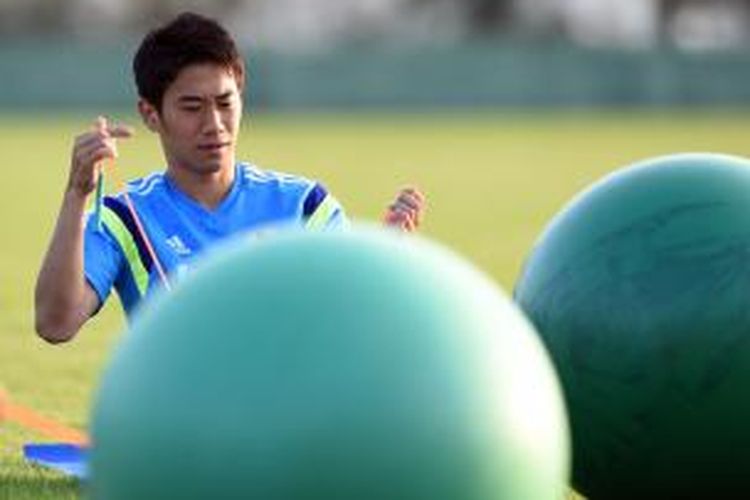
[23,443,88,480]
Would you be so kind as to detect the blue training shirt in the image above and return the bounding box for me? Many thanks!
[84,162,346,318]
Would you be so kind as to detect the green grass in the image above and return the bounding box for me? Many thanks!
[2,109,750,498]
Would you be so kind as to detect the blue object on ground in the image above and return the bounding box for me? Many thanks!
[23,443,89,480]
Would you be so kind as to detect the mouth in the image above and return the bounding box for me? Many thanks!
[197,142,231,153]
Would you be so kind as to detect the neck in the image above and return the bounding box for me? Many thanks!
[166,163,236,210]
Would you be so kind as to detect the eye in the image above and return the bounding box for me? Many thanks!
[181,106,201,112]
[218,100,233,109]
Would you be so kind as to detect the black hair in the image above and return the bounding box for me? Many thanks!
[133,12,245,112]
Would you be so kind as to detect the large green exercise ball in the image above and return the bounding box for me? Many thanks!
[90,226,569,500]
[515,153,750,499]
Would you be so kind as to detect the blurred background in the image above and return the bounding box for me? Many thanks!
[2,3,750,498]
[1,0,750,110]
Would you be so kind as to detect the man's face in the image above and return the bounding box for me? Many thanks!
[142,63,243,176]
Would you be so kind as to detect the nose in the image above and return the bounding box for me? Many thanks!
[202,105,225,135]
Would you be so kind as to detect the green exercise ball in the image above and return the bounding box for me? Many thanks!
[91,225,569,500]
[515,153,750,499]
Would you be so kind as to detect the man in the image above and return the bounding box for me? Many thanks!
[35,12,424,343]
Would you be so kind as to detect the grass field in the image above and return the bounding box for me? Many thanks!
[2,110,750,498]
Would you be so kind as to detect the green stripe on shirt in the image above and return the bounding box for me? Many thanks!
[100,206,150,297]
[305,194,340,230]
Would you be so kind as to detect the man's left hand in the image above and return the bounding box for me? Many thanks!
[383,187,425,232]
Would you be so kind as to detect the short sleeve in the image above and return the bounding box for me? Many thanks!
[302,183,348,231]
[83,213,123,309]
[323,204,349,230]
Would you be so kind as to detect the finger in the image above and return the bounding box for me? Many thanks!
[389,204,419,222]
[405,190,425,207]
[385,208,418,231]
[74,131,112,159]
[398,187,425,204]
[390,195,423,211]
[404,191,425,226]
[403,209,421,229]
[411,201,423,227]
[405,209,420,229]
[383,211,400,225]
[75,139,116,164]
[94,116,107,134]
[80,144,116,168]
[394,194,422,212]
[74,135,115,158]
[92,116,134,139]
[396,188,425,207]
[87,150,116,170]
[74,131,105,149]
[383,209,405,226]
[107,123,135,139]
[410,209,420,228]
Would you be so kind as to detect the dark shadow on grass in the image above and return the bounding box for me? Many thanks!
[0,469,84,500]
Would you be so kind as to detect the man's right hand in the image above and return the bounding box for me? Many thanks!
[68,116,134,197]
[34,116,134,343]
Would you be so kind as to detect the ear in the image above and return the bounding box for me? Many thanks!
[138,99,161,132]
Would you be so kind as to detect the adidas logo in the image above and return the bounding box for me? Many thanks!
[166,235,192,256]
